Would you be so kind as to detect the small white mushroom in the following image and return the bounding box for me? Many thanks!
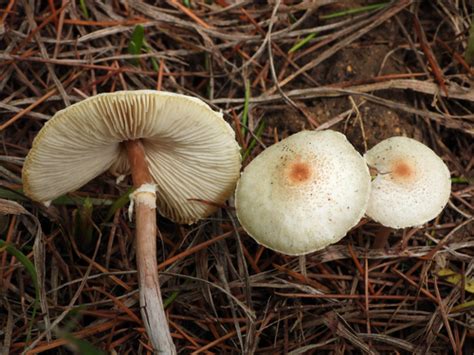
[235,130,371,256]
[364,136,451,229]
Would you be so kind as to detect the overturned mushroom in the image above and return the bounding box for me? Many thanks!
[235,130,371,256]
[364,136,451,229]
[22,90,241,353]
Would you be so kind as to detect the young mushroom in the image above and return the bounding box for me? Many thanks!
[235,130,371,255]
[365,136,451,228]
[22,90,241,354]
[364,136,451,247]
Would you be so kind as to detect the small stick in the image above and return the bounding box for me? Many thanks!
[126,140,176,354]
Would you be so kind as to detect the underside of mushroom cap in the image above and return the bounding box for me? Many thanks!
[23,90,241,224]
[235,130,371,256]
[364,136,451,229]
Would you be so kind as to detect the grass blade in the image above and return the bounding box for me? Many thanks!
[320,2,388,20]
[242,120,266,161]
[289,32,317,53]
[0,240,40,341]
[104,187,133,222]
[241,79,251,137]
[128,25,145,65]
[0,188,113,206]
[61,333,106,355]
[78,0,89,19]
[75,197,94,251]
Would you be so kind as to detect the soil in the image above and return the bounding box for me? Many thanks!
[269,42,423,152]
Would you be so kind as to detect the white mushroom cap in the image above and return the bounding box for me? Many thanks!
[364,136,451,229]
[235,130,371,256]
[23,90,241,224]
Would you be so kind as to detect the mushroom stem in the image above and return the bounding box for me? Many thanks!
[126,140,176,354]
[372,226,392,249]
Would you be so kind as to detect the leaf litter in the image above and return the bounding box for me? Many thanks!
[0,1,473,353]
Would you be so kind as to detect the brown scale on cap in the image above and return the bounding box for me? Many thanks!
[390,159,416,183]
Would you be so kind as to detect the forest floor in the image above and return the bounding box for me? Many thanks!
[0,1,473,354]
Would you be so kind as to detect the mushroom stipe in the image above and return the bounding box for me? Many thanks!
[126,139,174,353]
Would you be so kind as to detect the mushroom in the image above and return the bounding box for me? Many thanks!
[235,130,371,256]
[22,90,241,353]
[364,136,451,229]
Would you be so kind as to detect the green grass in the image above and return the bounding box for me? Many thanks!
[104,187,133,222]
[289,32,318,54]
[128,25,145,66]
[164,291,179,308]
[241,79,251,137]
[74,197,94,250]
[320,2,389,20]
[289,2,389,54]
[128,25,160,71]
[242,120,266,161]
[0,239,40,342]
[451,299,474,313]
[61,333,106,355]
[451,177,473,184]
[0,187,114,206]
[78,0,89,19]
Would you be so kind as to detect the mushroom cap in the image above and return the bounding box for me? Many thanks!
[364,136,451,229]
[235,130,371,256]
[23,90,241,224]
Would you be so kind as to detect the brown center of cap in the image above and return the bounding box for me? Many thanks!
[391,159,415,183]
[286,161,313,185]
